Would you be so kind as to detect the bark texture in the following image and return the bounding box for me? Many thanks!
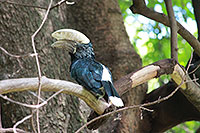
[140,83,200,132]
[0,0,84,132]
[63,0,146,132]
[0,0,145,132]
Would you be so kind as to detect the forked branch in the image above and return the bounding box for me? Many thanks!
[130,0,200,56]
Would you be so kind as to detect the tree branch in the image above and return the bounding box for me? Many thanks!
[1,59,199,114]
[115,59,177,95]
[164,0,178,62]
[192,0,200,40]
[172,65,200,110]
[76,80,184,133]
[115,59,200,111]
[0,77,109,115]
[130,0,200,56]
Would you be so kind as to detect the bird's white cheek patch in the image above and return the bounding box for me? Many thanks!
[101,65,112,82]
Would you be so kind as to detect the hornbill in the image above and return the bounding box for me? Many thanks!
[51,29,124,107]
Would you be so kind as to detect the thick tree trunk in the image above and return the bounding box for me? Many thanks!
[63,0,147,132]
[0,0,146,132]
[0,0,84,132]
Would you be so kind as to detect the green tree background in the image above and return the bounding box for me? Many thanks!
[119,0,200,132]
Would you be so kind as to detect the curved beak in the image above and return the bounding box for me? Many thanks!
[51,39,76,53]
[51,29,91,53]
[51,29,80,53]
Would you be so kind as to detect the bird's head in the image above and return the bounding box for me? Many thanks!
[51,29,91,55]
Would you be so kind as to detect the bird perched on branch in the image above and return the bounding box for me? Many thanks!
[51,29,124,107]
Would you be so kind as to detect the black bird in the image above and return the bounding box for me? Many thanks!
[51,29,124,107]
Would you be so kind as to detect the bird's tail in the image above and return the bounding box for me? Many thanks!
[102,81,124,107]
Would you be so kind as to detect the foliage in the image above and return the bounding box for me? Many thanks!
[119,0,195,89]
[118,0,199,132]
[118,0,132,19]
[167,121,200,133]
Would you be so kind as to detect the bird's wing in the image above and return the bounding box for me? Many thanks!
[71,59,124,107]
[70,59,103,95]
[88,60,103,81]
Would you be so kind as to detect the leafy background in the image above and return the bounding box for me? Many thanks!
[118,0,200,132]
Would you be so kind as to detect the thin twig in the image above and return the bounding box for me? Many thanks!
[50,0,75,10]
[13,114,33,133]
[31,110,37,133]
[31,0,53,132]
[186,50,194,73]
[28,91,45,102]
[1,0,75,10]
[11,89,63,132]
[192,74,200,87]
[185,50,200,86]
[0,128,26,133]
[164,0,178,62]
[0,46,36,69]
[189,64,200,75]
[46,89,64,102]
[139,106,154,120]
[139,106,154,112]
[0,94,43,108]
[0,89,63,109]
[0,46,36,58]
[75,79,185,133]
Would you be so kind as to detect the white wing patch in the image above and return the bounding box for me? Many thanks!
[101,65,112,82]
[109,96,124,107]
